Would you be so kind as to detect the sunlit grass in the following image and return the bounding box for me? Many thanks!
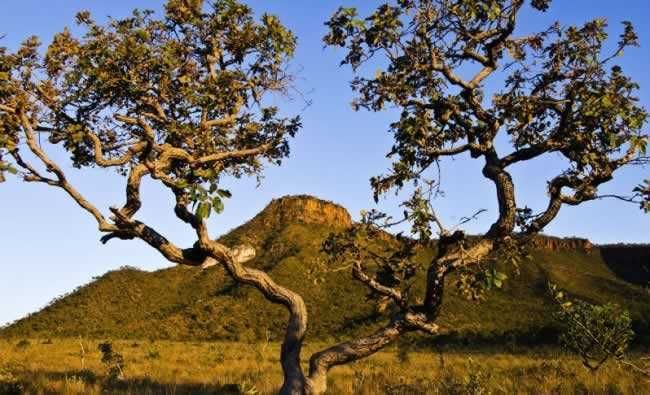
[0,338,648,394]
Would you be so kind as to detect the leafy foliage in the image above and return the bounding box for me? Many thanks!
[633,179,650,213]
[0,0,300,224]
[550,283,634,371]
[325,0,647,210]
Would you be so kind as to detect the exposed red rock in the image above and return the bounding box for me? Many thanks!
[258,195,353,228]
[529,235,594,253]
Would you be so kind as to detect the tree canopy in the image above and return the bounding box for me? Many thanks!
[0,0,300,257]
[324,0,648,238]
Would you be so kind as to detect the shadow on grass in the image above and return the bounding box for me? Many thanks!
[3,369,255,395]
[105,378,250,394]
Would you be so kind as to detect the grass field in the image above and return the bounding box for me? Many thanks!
[0,338,648,394]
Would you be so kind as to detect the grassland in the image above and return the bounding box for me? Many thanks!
[0,338,648,394]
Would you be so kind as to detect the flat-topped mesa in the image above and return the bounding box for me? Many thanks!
[530,235,594,253]
[258,195,353,229]
[219,195,354,249]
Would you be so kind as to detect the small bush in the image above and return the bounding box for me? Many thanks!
[14,339,30,350]
[98,342,125,382]
[439,359,492,395]
[550,284,633,371]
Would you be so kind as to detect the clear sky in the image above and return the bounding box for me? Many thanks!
[0,1,648,327]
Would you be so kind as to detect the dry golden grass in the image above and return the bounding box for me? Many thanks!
[0,338,648,394]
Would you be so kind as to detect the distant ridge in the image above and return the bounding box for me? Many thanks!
[228,195,596,252]
[599,244,650,286]
[2,195,649,344]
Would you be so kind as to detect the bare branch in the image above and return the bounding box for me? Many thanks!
[18,112,116,232]
[352,261,405,307]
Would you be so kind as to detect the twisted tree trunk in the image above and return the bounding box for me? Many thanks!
[305,320,411,394]
[199,243,309,394]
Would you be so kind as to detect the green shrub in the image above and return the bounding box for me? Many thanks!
[98,342,125,382]
[550,283,633,371]
[438,359,492,395]
[146,349,161,360]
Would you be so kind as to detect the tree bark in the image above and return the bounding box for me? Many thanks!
[200,244,309,395]
[305,319,410,394]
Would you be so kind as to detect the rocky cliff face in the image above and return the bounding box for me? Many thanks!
[529,235,594,253]
[258,195,353,228]
[220,195,353,248]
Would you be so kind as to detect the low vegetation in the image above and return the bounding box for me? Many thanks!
[0,338,648,394]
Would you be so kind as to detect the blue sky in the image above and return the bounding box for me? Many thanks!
[0,1,648,326]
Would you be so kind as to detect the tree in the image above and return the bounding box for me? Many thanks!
[316,0,648,392]
[1,1,648,395]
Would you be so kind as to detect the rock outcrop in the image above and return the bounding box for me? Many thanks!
[530,235,594,253]
[257,195,353,229]
[220,195,354,248]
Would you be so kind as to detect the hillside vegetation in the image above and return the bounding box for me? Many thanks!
[2,196,649,345]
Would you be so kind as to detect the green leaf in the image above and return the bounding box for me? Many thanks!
[217,189,232,199]
[212,196,224,214]
[196,202,211,219]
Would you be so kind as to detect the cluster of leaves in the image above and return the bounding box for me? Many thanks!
[0,0,301,217]
[98,342,125,382]
[188,184,231,219]
[550,283,633,371]
[633,179,650,213]
[325,0,647,220]
[456,266,508,301]
[496,18,647,185]
[454,238,528,300]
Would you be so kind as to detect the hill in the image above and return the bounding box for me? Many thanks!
[2,195,649,345]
